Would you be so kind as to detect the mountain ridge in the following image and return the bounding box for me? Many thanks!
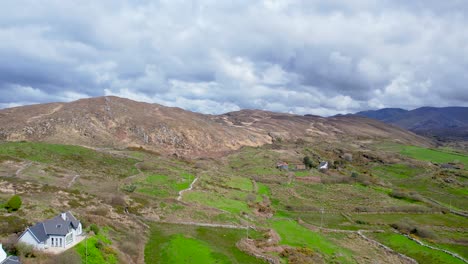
[0,96,431,155]
[356,106,468,141]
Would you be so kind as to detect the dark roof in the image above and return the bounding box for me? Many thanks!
[1,256,21,264]
[319,161,328,167]
[27,211,80,239]
[28,223,47,243]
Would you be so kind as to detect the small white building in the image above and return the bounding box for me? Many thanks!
[318,161,328,170]
[18,211,82,250]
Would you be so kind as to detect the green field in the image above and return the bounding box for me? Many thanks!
[400,145,468,167]
[136,172,194,198]
[373,163,424,180]
[270,220,355,263]
[371,232,466,264]
[183,190,251,214]
[145,223,264,264]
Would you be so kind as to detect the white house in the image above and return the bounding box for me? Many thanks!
[0,244,20,264]
[318,161,328,170]
[18,211,82,250]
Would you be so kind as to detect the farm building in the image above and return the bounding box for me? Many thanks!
[292,164,306,170]
[318,161,328,170]
[277,162,289,170]
[18,211,82,250]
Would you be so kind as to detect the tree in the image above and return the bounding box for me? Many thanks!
[6,195,22,212]
[303,156,314,169]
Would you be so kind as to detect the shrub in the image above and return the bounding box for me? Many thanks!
[122,184,136,193]
[15,242,35,258]
[90,224,100,235]
[47,250,81,264]
[303,156,314,169]
[5,195,22,212]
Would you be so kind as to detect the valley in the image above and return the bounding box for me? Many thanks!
[0,97,466,264]
[0,138,466,263]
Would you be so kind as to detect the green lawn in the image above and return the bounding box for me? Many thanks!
[371,232,466,264]
[145,223,264,264]
[270,220,355,263]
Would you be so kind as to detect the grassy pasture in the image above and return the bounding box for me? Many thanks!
[183,190,251,215]
[370,232,466,264]
[270,220,355,263]
[145,223,264,264]
[136,172,195,198]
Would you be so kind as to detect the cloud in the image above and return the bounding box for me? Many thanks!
[0,1,467,116]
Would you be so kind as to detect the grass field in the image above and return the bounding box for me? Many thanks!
[183,190,251,215]
[372,164,424,180]
[270,220,355,263]
[370,232,466,264]
[145,223,264,264]
[400,145,468,167]
[136,172,195,198]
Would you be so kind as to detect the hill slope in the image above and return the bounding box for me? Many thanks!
[0,96,431,155]
[356,107,468,141]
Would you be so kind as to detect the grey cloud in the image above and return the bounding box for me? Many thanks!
[0,1,467,116]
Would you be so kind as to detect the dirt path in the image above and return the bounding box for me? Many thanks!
[15,161,32,177]
[177,176,199,201]
[27,104,63,123]
[68,174,80,188]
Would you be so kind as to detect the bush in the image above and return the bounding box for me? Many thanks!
[15,242,35,258]
[47,250,81,264]
[390,219,438,239]
[89,224,100,235]
[122,184,136,193]
[5,195,22,212]
[303,156,314,169]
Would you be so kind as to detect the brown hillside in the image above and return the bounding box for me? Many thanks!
[0,96,431,155]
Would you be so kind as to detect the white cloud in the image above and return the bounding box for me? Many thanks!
[0,1,467,115]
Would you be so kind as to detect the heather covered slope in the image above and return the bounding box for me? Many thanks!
[0,96,431,156]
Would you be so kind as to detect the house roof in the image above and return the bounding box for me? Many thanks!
[1,256,21,264]
[28,223,48,243]
[26,211,80,240]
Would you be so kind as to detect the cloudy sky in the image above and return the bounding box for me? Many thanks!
[1,1,467,116]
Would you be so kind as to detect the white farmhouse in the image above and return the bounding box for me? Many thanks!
[318,161,329,170]
[18,211,82,250]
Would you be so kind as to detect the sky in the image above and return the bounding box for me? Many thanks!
[0,0,467,116]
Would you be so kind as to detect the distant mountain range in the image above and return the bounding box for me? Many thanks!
[356,107,468,141]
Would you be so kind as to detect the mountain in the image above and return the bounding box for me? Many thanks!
[0,96,431,155]
[356,107,468,140]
